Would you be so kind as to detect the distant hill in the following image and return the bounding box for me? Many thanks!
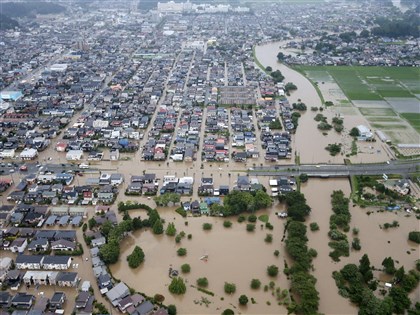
[0,13,19,30]
[0,2,66,18]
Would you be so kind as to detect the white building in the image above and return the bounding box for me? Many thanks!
[357,125,373,141]
[66,150,83,161]
[20,148,38,160]
[0,149,15,159]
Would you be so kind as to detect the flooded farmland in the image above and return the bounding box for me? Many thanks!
[254,42,392,164]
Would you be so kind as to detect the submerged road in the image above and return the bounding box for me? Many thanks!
[248,159,420,178]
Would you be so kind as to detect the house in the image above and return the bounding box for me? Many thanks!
[110,174,124,186]
[20,148,38,160]
[49,292,66,310]
[11,293,35,309]
[16,255,44,270]
[97,273,112,290]
[91,236,106,247]
[75,295,95,315]
[66,150,83,161]
[22,270,58,286]
[51,239,77,251]
[91,256,104,268]
[27,238,49,252]
[10,238,28,253]
[54,230,77,242]
[110,149,120,161]
[106,282,130,306]
[0,291,12,308]
[33,296,49,312]
[118,294,145,313]
[56,272,78,287]
[131,301,154,315]
[42,256,71,270]
[190,200,200,215]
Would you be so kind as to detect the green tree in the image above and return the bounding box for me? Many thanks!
[267,265,279,277]
[101,220,113,237]
[239,294,249,305]
[165,222,177,236]
[168,277,186,295]
[350,127,360,137]
[246,224,255,232]
[264,234,273,243]
[152,219,164,235]
[127,246,145,268]
[197,277,209,287]
[222,309,234,315]
[177,248,187,256]
[167,304,177,315]
[299,173,309,183]
[250,279,261,289]
[99,240,120,264]
[223,220,232,228]
[382,257,396,275]
[203,223,213,230]
[389,287,411,314]
[181,263,190,273]
[88,217,97,230]
[408,231,420,244]
[224,282,236,294]
[359,254,373,283]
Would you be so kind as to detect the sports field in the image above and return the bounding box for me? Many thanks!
[295,66,420,101]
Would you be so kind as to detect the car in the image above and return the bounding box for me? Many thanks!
[77,173,84,177]
[9,169,15,173]
[19,165,28,171]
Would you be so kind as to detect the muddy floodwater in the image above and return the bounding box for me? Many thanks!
[111,178,419,315]
[254,42,391,164]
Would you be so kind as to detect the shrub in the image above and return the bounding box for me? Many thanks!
[274,250,280,257]
[168,277,186,295]
[165,222,177,236]
[167,304,177,315]
[248,214,257,222]
[246,224,256,232]
[352,238,361,250]
[203,223,213,230]
[238,215,246,223]
[177,248,187,256]
[223,220,232,228]
[267,265,279,277]
[408,231,420,244]
[181,264,190,273]
[127,246,145,268]
[310,222,319,231]
[239,294,249,305]
[197,277,209,288]
[265,234,273,243]
[224,282,236,294]
[250,279,261,289]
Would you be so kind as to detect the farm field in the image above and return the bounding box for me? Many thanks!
[294,65,420,101]
[401,113,420,133]
[294,65,420,145]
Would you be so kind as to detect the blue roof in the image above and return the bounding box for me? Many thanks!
[0,91,23,101]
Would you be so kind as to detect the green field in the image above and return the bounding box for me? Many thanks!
[400,113,420,133]
[294,66,420,101]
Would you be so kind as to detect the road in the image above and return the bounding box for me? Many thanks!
[248,159,420,178]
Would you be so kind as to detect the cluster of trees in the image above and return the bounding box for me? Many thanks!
[372,12,419,38]
[210,190,272,216]
[333,254,420,315]
[154,193,181,207]
[284,82,297,93]
[0,14,19,30]
[279,191,311,221]
[127,246,145,268]
[325,143,342,156]
[328,190,351,261]
[270,70,285,83]
[285,220,320,314]
[269,118,283,130]
[117,201,152,212]
[99,208,162,264]
[292,102,307,111]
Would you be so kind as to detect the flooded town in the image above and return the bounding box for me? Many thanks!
[0,0,419,314]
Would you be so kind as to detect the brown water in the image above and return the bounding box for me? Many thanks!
[111,205,292,315]
[254,42,390,164]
